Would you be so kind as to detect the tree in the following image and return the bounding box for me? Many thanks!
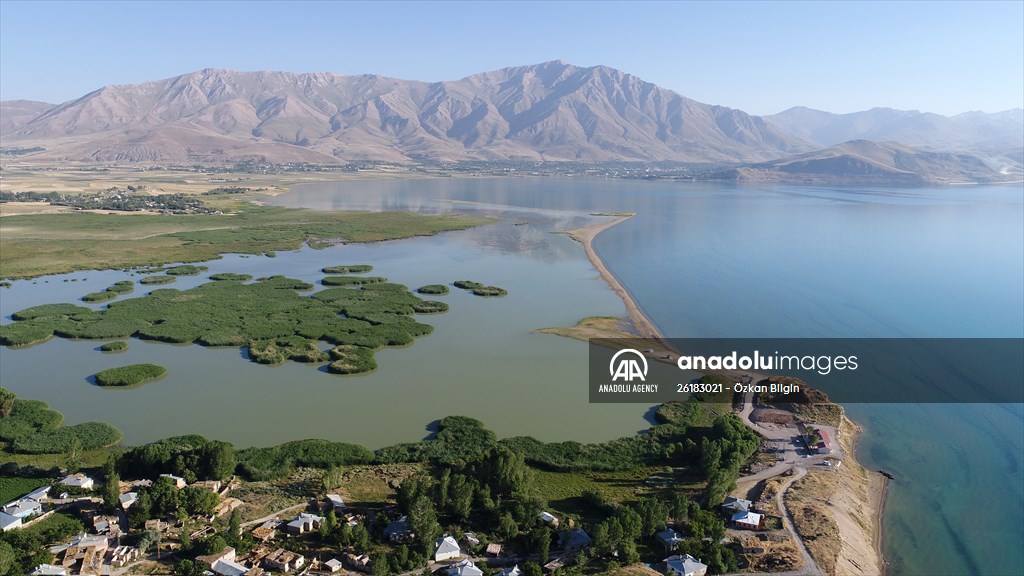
[407,496,440,555]
[127,491,153,530]
[174,560,206,576]
[229,508,242,538]
[322,466,344,493]
[137,529,162,555]
[533,526,550,564]
[179,515,192,551]
[149,476,181,516]
[0,387,15,418]
[450,474,474,521]
[64,436,82,475]
[498,512,519,540]
[523,563,543,576]
[372,552,391,576]
[0,541,15,576]
[103,471,121,510]
[183,486,219,516]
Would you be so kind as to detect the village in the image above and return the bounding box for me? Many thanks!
[1,385,849,576]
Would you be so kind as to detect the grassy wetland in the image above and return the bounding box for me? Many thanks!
[93,363,167,386]
[1,271,454,376]
[0,200,489,279]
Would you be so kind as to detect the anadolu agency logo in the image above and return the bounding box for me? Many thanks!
[609,348,648,382]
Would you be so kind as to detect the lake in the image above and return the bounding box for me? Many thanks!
[2,177,1021,575]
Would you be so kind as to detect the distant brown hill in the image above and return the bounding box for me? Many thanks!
[717,140,1019,185]
[0,61,811,164]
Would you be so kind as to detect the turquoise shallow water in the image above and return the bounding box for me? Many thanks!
[1,177,1020,575]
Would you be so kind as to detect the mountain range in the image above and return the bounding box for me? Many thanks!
[0,61,809,164]
[1,61,1020,183]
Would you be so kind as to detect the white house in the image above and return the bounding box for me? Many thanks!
[559,528,592,551]
[325,558,344,573]
[59,473,94,490]
[26,486,50,502]
[446,559,483,576]
[665,554,708,576]
[655,528,685,551]
[434,535,462,562]
[263,548,305,573]
[119,491,139,510]
[721,497,752,513]
[498,565,522,576]
[285,512,324,535]
[538,511,559,526]
[0,512,22,531]
[2,498,42,519]
[731,511,764,530]
[326,494,346,512]
[463,531,480,547]
[160,473,188,488]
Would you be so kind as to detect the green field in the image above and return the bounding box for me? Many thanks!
[0,476,49,504]
[0,203,491,278]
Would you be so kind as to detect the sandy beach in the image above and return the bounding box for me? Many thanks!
[565,214,665,341]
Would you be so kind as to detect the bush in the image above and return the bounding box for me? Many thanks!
[94,363,167,387]
[140,275,176,285]
[82,290,118,302]
[100,341,128,352]
[327,345,377,374]
[471,286,507,297]
[322,264,373,274]
[12,421,122,453]
[416,284,449,295]
[165,265,207,276]
[322,276,387,286]
[209,273,252,282]
[412,301,448,314]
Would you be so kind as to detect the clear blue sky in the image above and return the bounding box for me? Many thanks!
[1,0,1021,116]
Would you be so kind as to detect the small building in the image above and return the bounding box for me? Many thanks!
[463,531,480,547]
[252,520,279,542]
[498,565,522,576]
[26,486,51,502]
[538,511,559,526]
[655,528,685,551]
[559,528,592,551]
[263,548,305,573]
[119,491,139,510]
[198,546,261,576]
[343,552,371,572]
[434,535,462,562]
[60,533,109,574]
[109,545,142,568]
[59,473,94,490]
[193,480,223,492]
[664,554,708,576]
[798,423,833,454]
[28,565,68,576]
[485,543,503,556]
[446,559,483,576]
[384,515,414,542]
[731,511,764,530]
[285,512,324,535]
[0,512,22,531]
[326,494,346,512]
[2,498,42,519]
[92,514,122,536]
[160,473,188,488]
[721,497,752,513]
[325,558,345,573]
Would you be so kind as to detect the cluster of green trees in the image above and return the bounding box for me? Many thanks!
[93,363,167,387]
[0,388,122,454]
[697,417,760,506]
[236,439,374,481]
[118,435,236,482]
[0,191,214,213]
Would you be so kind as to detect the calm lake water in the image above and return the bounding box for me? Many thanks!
[1,177,1021,575]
